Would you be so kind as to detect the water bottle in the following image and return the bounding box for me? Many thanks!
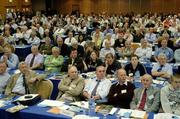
[134,70,140,82]
[88,98,95,116]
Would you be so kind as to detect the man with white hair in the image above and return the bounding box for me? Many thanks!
[130,74,160,112]
[25,45,43,70]
[152,53,173,81]
[5,62,45,96]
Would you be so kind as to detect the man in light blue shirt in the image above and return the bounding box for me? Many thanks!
[152,54,173,81]
[83,66,111,103]
[0,46,19,70]
[154,38,173,63]
[0,61,10,93]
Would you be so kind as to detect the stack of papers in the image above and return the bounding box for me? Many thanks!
[0,100,5,107]
[153,80,165,85]
[37,100,64,107]
[117,109,146,118]
[70,101,89,109]
[154,113,180,119]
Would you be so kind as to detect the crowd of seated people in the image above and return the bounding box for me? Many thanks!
[0,11,180,116]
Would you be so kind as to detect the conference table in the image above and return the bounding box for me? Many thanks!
[0,96,155,119]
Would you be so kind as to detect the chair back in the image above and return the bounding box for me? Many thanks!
[37,80,53,99]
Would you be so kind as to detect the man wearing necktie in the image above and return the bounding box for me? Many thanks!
[152,54,173,81]
[5,62,46,96]
[83,66,111,103]
[130,74,160,112]
[25,45,44,70]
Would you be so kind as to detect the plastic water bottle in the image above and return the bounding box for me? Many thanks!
[134,70,140,82]
[88,98,95,116]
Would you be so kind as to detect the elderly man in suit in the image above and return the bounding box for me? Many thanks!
[130,74,160,112]
[57,66,85,102]
[5,62,45,96]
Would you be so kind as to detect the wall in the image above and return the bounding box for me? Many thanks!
[53,0,180,15]
[31,0,45,11]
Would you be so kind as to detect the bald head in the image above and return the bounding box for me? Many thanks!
[117,69,127,83]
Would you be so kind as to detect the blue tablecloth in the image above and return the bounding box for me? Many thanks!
[0,101,155,119]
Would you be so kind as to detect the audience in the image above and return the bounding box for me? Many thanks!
[0,11,179,115]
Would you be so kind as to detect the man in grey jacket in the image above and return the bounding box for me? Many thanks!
[130,74,160,112]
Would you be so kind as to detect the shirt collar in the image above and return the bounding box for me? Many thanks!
[116,80,128,86]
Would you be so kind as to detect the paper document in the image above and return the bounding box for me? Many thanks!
[37,99,64,107]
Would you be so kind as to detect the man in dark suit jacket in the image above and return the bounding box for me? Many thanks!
[61,49,87,73]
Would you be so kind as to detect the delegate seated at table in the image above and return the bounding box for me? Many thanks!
[0,46,19,70]
[0,61,10,93]
[44,47,64,73]
[161,74,180,116]
[151,53,173,81]
[83,66,111,103]
[104,53,122,75]
[5,62,46,96]
[61,48,87,73]
[108,68,135,108]
[56,66,85,102]
[130,74,160,112]
[124,55,146,80]
[25,45,44,70]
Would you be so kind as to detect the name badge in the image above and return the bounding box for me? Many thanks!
[121,89,127,94]
[148,95,154,100]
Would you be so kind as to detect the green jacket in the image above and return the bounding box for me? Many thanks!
[44,55,64,73]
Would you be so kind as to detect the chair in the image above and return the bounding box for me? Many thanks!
[37,80,53,99]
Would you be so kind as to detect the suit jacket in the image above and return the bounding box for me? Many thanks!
[57,75,85,101]
[130,86,160,112]
[5,70,45,95]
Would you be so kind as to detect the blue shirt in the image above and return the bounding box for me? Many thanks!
[0,53,19,69]
[154,47,174,62]
[84,78,111,99]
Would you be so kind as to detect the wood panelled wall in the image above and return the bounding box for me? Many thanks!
[53,0,180,14]
[0,0,32,19]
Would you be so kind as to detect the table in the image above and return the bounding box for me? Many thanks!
[15,45,31,61]
[0,98,155,119]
